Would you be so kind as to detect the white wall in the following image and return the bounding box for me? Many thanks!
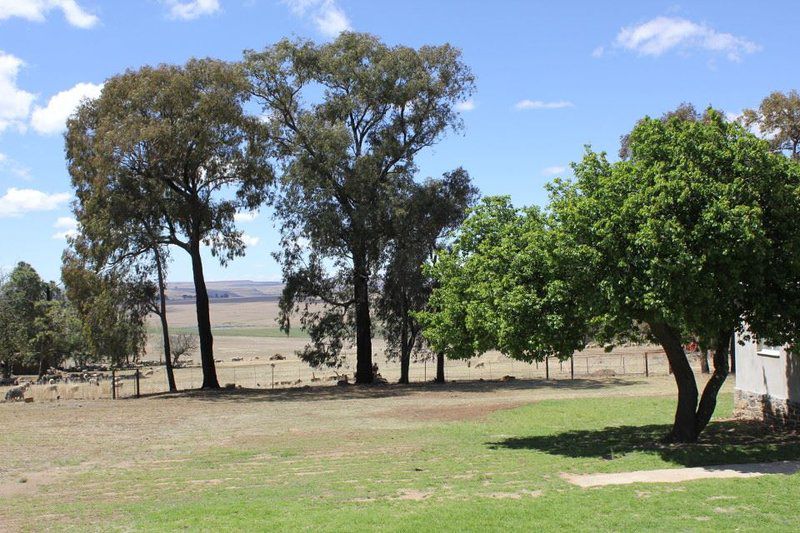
[735,333,800,403]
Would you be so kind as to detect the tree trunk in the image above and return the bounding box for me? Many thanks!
[398,312,410,384]
[649,321,699,443]
[353,251,373,384]
[189,242,219,389]
[729,334,736,374]
[694,332,731,436]
[154,250,176,392]
[435,352,445,383]
[699,350,710,374]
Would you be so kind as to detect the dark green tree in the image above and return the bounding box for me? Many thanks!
[66,58,274,389]
[62,253,152,368]
[378,168,477,383]
[245,33,474,383]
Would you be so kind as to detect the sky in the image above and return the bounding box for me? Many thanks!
[0,0,797,283]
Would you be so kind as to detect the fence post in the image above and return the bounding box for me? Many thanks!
[111,368,116,400]
[135,369,140,398]
[545,357,549,380]
[645,352,649,377]
[622,355,626,374]
[271,364,275,389]
[570,355,574,380]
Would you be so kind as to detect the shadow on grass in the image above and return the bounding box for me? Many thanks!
[489,420,800,467]
[135,376,644,404]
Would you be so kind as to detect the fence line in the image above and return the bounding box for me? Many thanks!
[6,348,711,401]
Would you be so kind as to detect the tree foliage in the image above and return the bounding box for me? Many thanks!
[377,168,477,383]
[245,32,474,383]
[742,90,800,159]
[0,262,86,377]
[424,109,800,442]
[65,58,274,388]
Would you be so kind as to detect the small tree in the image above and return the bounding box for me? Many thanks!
[62,254,152,368]
[169,333,198,367]
[378,168,477,383]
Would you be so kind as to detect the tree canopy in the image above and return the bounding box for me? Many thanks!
[423,109,800,442]
[245,32,475,383]
[65,58,274,388]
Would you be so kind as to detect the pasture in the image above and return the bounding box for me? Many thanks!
[2,376,800,531]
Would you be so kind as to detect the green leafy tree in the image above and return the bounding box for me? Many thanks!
[245,33,474,383]
[378,168,477,383]
[62,253,153,368]
[552,110,800,442]
[424,110,800,443]
[66,59,274,389]
[742,90,800,159]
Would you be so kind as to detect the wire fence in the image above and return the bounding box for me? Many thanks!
[1,348,719,402]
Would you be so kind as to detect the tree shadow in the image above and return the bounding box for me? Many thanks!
[134,376,644,404]
[489,419,800,467]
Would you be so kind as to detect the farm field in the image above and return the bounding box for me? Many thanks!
[1,377,799,531]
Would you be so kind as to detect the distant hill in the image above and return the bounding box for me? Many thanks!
[166,280,284,302]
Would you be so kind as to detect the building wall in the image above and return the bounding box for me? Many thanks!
[734,333,800,426]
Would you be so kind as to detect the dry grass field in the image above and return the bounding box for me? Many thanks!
[2,375,799,531]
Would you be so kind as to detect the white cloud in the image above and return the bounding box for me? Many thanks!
[0,51,35,133]
[515,100,574,110]
[51,215,78,240]
[542,165,566,176]
[0,152,31,179]
[241,233,260,247]
[591,46,605,58]
[163,0,220,20]
[283,0,351,37]
[234,211,259,223]
[455,99,476,112]
[614,16,760,61]
[0,0,99,28]
[30,81,103,135]
[0,188,71,217]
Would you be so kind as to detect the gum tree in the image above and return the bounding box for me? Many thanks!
[66,59,274,389]
[245,33,474,383]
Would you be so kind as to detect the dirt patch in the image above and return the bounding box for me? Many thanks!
[561,460,800,487]
[377,401,528,422]
[395,489,433,500]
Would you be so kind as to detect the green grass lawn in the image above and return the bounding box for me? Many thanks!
[6,393,800,531]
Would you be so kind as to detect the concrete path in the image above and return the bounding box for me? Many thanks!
[561,460,800,487]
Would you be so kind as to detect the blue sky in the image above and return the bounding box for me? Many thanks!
[0,0,797,282]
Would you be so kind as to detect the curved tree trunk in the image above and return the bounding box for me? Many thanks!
[694,332,731,436]
[649,321,699,443]
[435,352,445,383]
[353,250,373,384]
[154,250,176,392]
[189,241,219,390]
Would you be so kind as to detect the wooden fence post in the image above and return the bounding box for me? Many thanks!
[570,355,574,380]
[135,369,140,398]
[545,357,550,380]
[644,352,649,377]
[111,368,116,400]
